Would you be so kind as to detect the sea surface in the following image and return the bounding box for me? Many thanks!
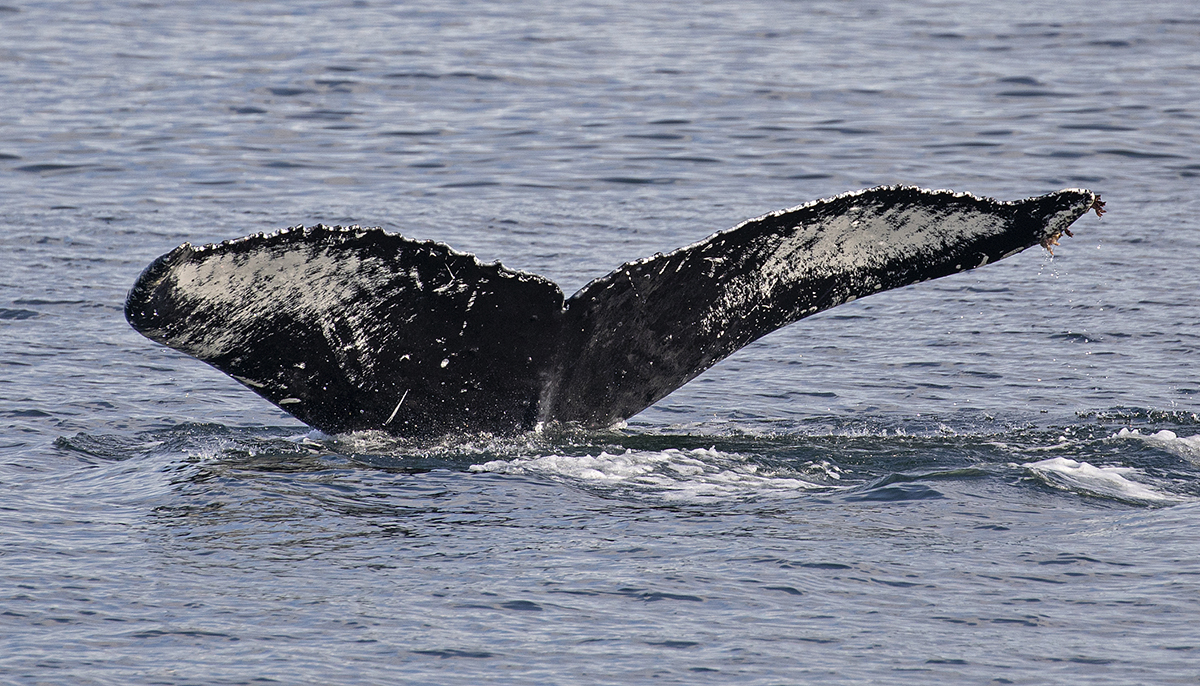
[3,1,1199,683]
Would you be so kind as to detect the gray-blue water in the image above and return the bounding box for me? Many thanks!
[3,1,1199,683]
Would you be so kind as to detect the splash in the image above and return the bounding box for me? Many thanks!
[1021,457,1180,504]
[1114,428,1200,464]
[470,447,837,500]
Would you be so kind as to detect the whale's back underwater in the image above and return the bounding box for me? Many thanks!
[125,186,1102,437]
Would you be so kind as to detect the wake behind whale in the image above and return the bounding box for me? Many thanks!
[125,186,1103,437]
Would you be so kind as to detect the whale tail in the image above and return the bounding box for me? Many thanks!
[125,186,1100,436]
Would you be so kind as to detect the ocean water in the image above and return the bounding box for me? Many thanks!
[2,1,1199,683]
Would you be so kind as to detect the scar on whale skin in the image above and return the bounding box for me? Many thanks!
[125,185,1102,437]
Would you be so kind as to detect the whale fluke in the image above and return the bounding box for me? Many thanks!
[126,186,1101,436]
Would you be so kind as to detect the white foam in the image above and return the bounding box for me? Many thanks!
[470,447,834,500]
[1114,428,1200,464]
[1021,457,1180,503]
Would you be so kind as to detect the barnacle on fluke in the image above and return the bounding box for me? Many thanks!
[126,186,1101,437]
[1041,193,1105,253]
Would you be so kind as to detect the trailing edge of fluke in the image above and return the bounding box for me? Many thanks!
[125,185,1104,437]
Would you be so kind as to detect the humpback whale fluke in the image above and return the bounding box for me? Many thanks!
[126,186,1102,436]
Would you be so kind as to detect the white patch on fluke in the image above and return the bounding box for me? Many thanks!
[148,226,561,396]
[167,241,378,373]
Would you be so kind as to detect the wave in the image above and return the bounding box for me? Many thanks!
[470,447,842,501]
[1114,427,1200,464]
[52,411,1200,507]
[1021,457,1182,504]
